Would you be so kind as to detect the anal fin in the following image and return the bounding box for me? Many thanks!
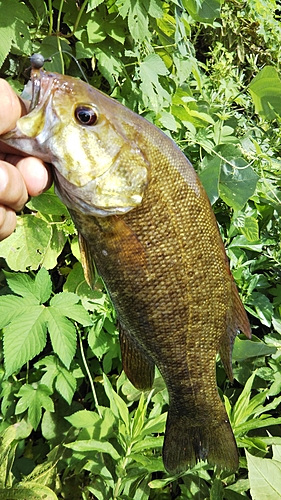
[119,326,155,391]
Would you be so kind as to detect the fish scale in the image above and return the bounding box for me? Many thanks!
[0,67,251,473]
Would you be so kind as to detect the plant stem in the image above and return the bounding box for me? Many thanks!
[78,327,102,418]
[47,0,53,35]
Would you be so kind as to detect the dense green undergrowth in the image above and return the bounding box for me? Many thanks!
[1,0,281,498]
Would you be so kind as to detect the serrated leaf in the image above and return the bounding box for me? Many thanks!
[45,308,77,369]
[128,0,150,42]
[3,307,47,376]
[0,482,58,499]
[0,215,52,271]
[140,54,170,111]
[50,292,92,326]
[34,268,52,303]
[0,26,13,68]
[55,368,77,405]
[15,384,54,430]
[0,295,31,329]
[3,271,40,303]
[64,439,120,460]
[65,410,100,428]
[246,450,281,500]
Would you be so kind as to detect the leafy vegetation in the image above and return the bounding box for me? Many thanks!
[1,0,281,498]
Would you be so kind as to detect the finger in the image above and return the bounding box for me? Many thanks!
[0,205,17,241]
[0,161,28,211]
[5,155,52,197]
[0,79,27,135]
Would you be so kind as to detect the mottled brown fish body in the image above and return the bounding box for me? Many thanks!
[0,70,251,473]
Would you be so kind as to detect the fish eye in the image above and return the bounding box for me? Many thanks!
[74,105,98,126]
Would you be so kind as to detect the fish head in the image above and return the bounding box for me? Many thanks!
[2,69,150,216]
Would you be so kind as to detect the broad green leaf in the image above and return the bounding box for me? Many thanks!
[50,292,92,326]
[0,482,58,499]
[0,26,12,68]
[199,157,220,205]
[128,0,150,42]
[249,66,281,120]
[0,216,52,271]
[272,444,281,463]
[240,216,259,241]
[140,53,170,111]
[0,295,32,329]
[64,439,120,460]
[3,307,47,376]
[34,268,52,304]
[219,160,259,210]
[232,338,276,362]
[3,271,40,303]
[27,192,69,216]
[131,436,164,453]
[45,308,77,369]
[15,384,54,430]
[55,368,77,405]
[65,410,100,428]
[247,293,273,327]
[87,0,104,12]
[246,450,281,500]
[182,0,222,22]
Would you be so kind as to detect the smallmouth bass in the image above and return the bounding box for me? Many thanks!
[1,66,251,473]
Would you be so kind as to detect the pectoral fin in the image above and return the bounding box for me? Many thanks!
[119,326,155,390]
[78,232,96,288]
[219,280,251,381]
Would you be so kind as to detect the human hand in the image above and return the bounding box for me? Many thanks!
[0,79,52,240]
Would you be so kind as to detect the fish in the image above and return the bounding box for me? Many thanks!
[0,64,251,474]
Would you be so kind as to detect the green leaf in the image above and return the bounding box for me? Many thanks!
[247,293,273,327]
[182,0,222,22]
[65,410,100,428]
[27,192,69,216]
[128,0,150,42]
[139,53,170,111]
[45,307,77,369]
[219,160,259,210]
[0,482,58,499]
[3,307,47,376]
[34,268,53,304]
[64,439,120,460]
[232,338,276,362]
[15,384,54,430]
[103,373,130,431]
[199,157,220,204]
[0,26,12,68]
[249,66,281,120]
[0,216,52,271]
[246,450,281,500]
[55,367,77,405]
[0,295,32,329]
[50,292,92,326]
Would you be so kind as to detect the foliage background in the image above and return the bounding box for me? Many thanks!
[1,0,281,498]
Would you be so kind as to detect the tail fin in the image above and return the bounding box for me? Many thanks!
[163,403,239,474]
